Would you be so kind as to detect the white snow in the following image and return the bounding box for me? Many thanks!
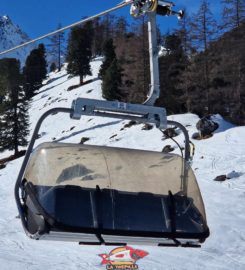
[0,59,245,270]
[2,15,9,21]
[0,15,34,65]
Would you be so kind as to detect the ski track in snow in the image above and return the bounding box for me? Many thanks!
[1,59,245,270]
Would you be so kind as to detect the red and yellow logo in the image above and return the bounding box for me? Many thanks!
[99,246,149,269]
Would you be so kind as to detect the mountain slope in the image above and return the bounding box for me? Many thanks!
[0,15,34,65]
[0,60,245,270]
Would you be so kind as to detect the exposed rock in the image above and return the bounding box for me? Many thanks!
[163,128,178,138]
[80,137,90,144]
[162,145,175,153]
[196,116,219,138]
[214,175,227,182]
[142,123,153,130]
[123,120,138,129]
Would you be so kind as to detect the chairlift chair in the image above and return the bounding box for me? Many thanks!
[13,0,209,247]
[15,99,209,247]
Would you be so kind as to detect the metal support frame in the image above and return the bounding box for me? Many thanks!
[144,12,160,105]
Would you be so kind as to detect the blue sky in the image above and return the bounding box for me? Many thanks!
[1,0,222,38]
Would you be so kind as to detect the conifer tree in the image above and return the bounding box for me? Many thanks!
[37,44,47,79]
[66,23,93,85]
[50,62,57,73]
[91,15,115,57]
[176,10,194,56]
[102,14,116,40]
[114,18,150,103]
[92,18,107,57]
[48,24,65,71]
[100,38,123,100]
[0,74,7,105]
[157,33,188,113]
[99,38,116,79]
[0,58,29,155]
[190,0,217,51]
[114,16,128,39]
[0,74,7,145]
[221,0,245,31]
[102,59,123,101]
[177,54,208,114]
[23,44,47,99]
[189,0,217,113]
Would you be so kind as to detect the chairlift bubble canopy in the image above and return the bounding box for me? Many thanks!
[15,100,210,247]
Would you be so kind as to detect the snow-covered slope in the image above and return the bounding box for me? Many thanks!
[0,60,245,270]
[0,15,34,65]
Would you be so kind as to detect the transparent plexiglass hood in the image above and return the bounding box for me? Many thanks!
[23,142,208,235]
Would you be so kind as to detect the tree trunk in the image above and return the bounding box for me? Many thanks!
[14,145,19,157]
[58,34,61,71]
[80,76,83,85]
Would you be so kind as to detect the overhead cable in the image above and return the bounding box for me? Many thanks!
[0,0,133,56]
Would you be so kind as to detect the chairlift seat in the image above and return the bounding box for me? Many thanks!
[21,142,209,246]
